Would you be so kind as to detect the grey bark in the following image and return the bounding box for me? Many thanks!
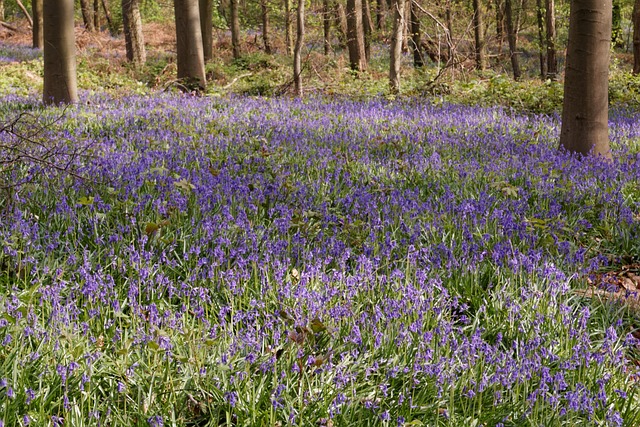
[33,0,43,49]
[545,0,557,78]
[347,0,368,71]
[174,0,207,90]
[94,0,101,29]
[389,0,404,92]
[335,3,348,49]
[323,0,331,54]
[122,0,146,65]
[294,0,304,96]
[285,0,293,54]
[505,0,521,80]
[230,0,241,58]
[261,0,272,54]
[472,0,486,70]
[410,0,422,67]
[634,0,640,73]
[535,0,546,78]
[43,0,78,104]
[80,0,95,31]
[199,0,213,60]
[362,0,374,60]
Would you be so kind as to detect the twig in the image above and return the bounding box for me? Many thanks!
[223,72,252,89]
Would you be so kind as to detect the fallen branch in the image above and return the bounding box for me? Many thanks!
[15,0,33,28]
[0,21,19,32]
[223,72,252,89]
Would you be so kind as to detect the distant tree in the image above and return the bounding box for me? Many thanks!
[0,0,4,21]
[612,0,622,47]
[80,0,95,31]
[472,0,486,70]
[362,0,374,60]
[389,0,404,92]
[230,0,241,58]
[559,0,612,158]
[347,0,368,71]
[260,0,272,54]
[94,0,101,29]
[174,0,207,90]
[32,0,43,49]
[335,2,348,49]
[634,0,640,74]
[122,0,146,66]
[410,0,423,67]
[285,0,293,54]
[199,0,213,60]
[546,0,557,79]
[535,0,546,78]
[323,0,331,54]
[504,0,521,80]
[293,0,304,95]
[43,0,78,104]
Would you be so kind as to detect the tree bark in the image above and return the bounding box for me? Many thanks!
[535,0,546,78]
[559,0,612,159]
[376,0,386,29]
[410,0,422,67]
[174,0,207,90]
[634,0,640,74]
[362,0,374,60]
[94,0,101,29]
[80,0,95,31]
[101,0,114,33]
[545,0,557,78]
[261,0,272,54]
[293,0,305,96]
[612,0,622,47]
[472,0,486,70]
[323,0,331,54]
[199,0,213,60]
[32,0,43,49]
[347,0,368,71]
[335,3,348,49]
[230,0,241,58]
[0,0,4,21]
[122,0,146,66]
[505,0,521,80]
[389,0,404,92]
[285,0,293,54]
[43,0,78,104]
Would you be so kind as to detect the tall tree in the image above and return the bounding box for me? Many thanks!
[43,0,78,104]
[323,0,331,54]
[389,0,404,92]
[335,3,349,49]
[0,0,4,21]
[293,0,304,95]
[612,0,622,46]
[347,0,368,71]
[535,0,546,78]
[199,0,213,60]
[559,0,612,158]
[634,0,640,74]
[472,0,486,70]
[504,0,521,80]
[410,0,423,67]
[80,0,95,31]
[230,0,241,58]
[260,0,272,54]
[32,0,43,49]
[285,0,293,54]
[174,0,207,90]
[546,0,557,78]
[362,0,374,60]
[122,0,146,66]
[94,0,101,29]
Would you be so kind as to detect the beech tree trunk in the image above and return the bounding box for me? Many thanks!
[32,0,43,49]
[0,0,4,21]
[559,0,612,158]
[323,0,331,54]
[410,0,422,67]
[347,0,368,71]
[174,0,207,90]
[293,0,304,96]
[376,0,386,29]
[389,0,404,92]
[101,0,114,33]
[122,0,146,66]
[230,0,241,58]
[362,0,374,60]
[535,0,546,78]
[335,3,348,49]
[80,0,95,31]
[634,0,640,74]
[472,0,486,70]
[505,0,521,80]
[94,0,101,29]
[285,0,293,54]
[545,0,557,78]
[199,0,213,60]
[261,0,272,54]
[43,0,78,104]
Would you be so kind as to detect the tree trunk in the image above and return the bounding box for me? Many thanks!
[389,0,404,92]
[285,0,293,54]
[410,0,423,67]
[174,0,207,90]
[559,0,612,158]
[43,0,78,104]
[545,0,557,78]
[335,3,348,49]
[80,0,95,31]
[101,0,115,33]
[612,0,622,47]
[230,0,241,58]
[376,0,386,29]
[362,0,374,60]
[505,0,521,80]
[634,0,640,74]
[446,0,454,60]
[293,0,305,96]
[199,0,213,60]
[261,0,272,53]
[32,0,43,49]
[472,0,486,70]
[347,0,368,71]
[535,0,546,78]
[122,0,146,66]
[0,0,4,21]
[323,0,331,54]
[94,0,101,29]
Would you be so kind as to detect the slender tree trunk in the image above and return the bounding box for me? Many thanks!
[402,0,409,51]
[336,3,348,49]
[285,0,293,54]
[175,0,207,90]
[545,0,557,78]
[32,0,43,49]
[43,0,78,104]
[347,0,368,70]
[410,0,423,67]
[389,0,404,92]
[559,0,612,158]
[0,0,4,21]
[495,0,504,42]
[80,0,95,31]
[101,0,114,33]
[473,0,486,70]
[15,0,32,27]
[260,0,272,53]
[293,0,304,96]
[122,0,146,65]
[362,0,374,60]
[535,0,546,78]
[199,0,213,60]
[612,0,622,47]
[376,0,385,29]
[634,0,640,74]
[230,0,241,58]
[323,0,331,54]
[94,0,101,29]
[446,0,454,60]
[505,0,521,80]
